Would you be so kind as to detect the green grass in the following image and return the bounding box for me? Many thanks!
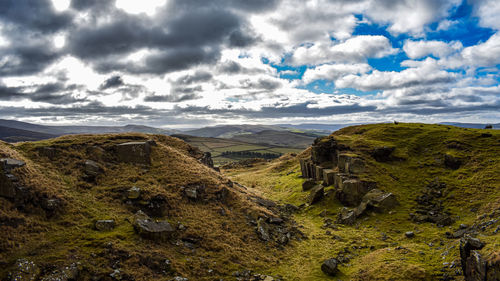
[224,123,500,280]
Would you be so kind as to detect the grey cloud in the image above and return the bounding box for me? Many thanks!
[0,84,24,100]
[0,0,73,33]
[100,76,125,90]
[0,43,61,76]
[175,71,213,85]
[240,78,282,91]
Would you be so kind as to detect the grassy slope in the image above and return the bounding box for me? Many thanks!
[224,123,500,280]
[0,134,288,280]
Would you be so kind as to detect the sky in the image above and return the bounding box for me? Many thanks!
[0,0,499,128]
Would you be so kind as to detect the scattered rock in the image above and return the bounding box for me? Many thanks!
[358,189,399,213]
[9,259,40,281]
[302,179,317,191]
[411,179,454,226]
[95,220,116,231]
[256,218,271,241]
[308,185,324,205]
[115,141,152,165]
[405,231,415,238]
[37,147,57,159]
[133,210,175,241]
[321,258,339,276]
[171,277,188,281]
[83,160,102,182]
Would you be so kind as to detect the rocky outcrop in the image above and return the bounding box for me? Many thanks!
[459,236,500,280]
[115,141,152,165]
[133,210,175,241]
[200,152,215,169]
[311,137,338,166]
[0,158,25,198]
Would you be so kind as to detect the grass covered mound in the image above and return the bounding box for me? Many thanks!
[0,133,297,280]
[224,123,500,280]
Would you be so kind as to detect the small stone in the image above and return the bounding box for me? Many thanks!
[321,258,339,276]
[9,259,40,281]
[95,220,116,231]
[405,231,415,238]
[133,210,175,241]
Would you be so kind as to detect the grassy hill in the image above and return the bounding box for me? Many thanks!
[0,133,301,280]
[230,130,319,149]
[223,123,500,280]
[184,124,287,138]
[0,126,58,142]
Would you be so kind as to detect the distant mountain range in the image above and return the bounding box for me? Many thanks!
[0,119,179,142]
[0,119,496,143]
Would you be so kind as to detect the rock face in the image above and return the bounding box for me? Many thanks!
[133,210,175,241]
[321,258,339,276]
[311,137,338,166]
[459,237,500,281]
[115,141,152,165]
[308,185,324,205]
[200,152,215,169]
[0,158,26,198]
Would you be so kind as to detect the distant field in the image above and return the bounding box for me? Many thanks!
[172,134,304,165]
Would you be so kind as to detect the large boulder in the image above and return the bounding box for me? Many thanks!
[337,207,357,225]
[336,179,376,207]
[308,185,324,205]
[302,179,317,191]
[358,189,399,213]
[115,141,152,165]
[460,236,485,274]
[133,210,175,241]
[321,258,339,276]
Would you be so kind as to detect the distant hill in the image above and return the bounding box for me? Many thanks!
[184,124,287,138]
[0,125,58,142]
[0,119,178,142]
[440,122,499,129]
[278,123,354,133]
[230,130,317,148]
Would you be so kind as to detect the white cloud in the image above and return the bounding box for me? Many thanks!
[302,63,372,84]
[288,35,397,66]
[472,0,500,30]
[115,0,168,16]
[336,58,456,91]
[436,19,458,31]
[365,0,461,35]
[460,32,500,68]
[403,40,462,59]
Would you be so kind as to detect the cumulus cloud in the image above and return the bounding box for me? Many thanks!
[403,40,462,59]
[302,63,372,84]
[289,35,397,66]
